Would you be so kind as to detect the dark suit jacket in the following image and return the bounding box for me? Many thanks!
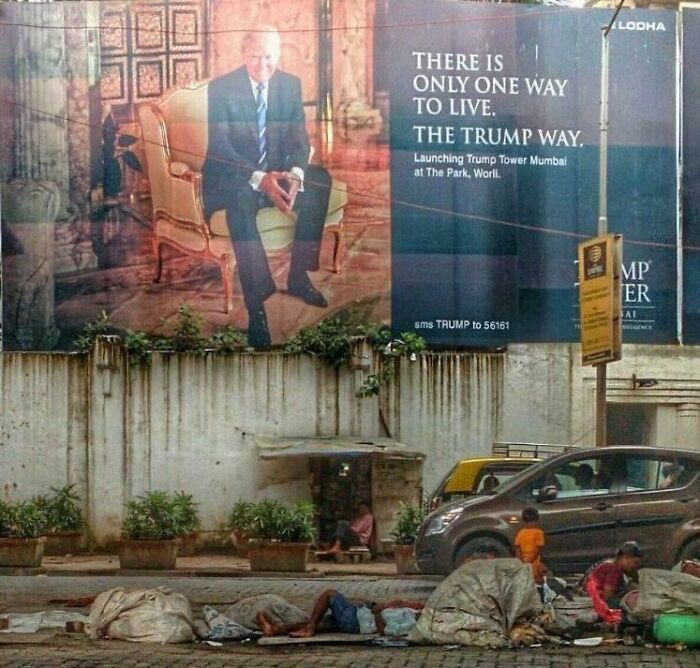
[202,66,310,214]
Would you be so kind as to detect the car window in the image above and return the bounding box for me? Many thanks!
[432,463,459,497]
[623,455,700,492]
[521,456,616,501]
[475,469,521,493]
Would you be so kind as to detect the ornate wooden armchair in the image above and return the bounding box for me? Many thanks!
[137,81,348,313]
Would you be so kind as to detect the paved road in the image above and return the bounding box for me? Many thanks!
[0,637,697,668]
[0,575,698,667]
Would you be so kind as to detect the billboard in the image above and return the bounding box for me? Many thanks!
[683,9,700,344]
[386,0,678,346]
[0,1,685,350]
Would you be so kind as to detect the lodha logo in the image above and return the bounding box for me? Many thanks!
[612,21,666,32]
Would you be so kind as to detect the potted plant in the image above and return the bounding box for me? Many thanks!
[228,500,255,555]
[244,500,314,572]
[172,491,201,557]
[392,502,424,575]
[35,484,86,556]
[119,491,179,569]
[0,500,47,567]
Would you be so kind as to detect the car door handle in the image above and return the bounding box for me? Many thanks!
[679,497,694,504]
[593,501,612,511]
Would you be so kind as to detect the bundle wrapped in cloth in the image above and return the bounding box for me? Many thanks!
[86,587,195,644]
[408,558,543,648]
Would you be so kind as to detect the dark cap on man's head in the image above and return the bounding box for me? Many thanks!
[616,541,643,558]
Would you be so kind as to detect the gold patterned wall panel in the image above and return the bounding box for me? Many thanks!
[99,0,207,117]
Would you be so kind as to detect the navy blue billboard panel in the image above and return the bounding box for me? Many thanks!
[385,1,678,346]
[683,9,700,343]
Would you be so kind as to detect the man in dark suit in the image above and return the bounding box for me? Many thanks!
[202,27,331,346]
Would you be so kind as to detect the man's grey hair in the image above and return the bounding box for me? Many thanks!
[241,26,281,54]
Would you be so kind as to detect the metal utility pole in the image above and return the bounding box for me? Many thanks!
[595,0,625,448]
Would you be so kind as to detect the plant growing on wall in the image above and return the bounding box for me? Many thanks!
[74,311,111,353]
[75,307,247,364]
[283,317,359,368]
[284,318,425,397]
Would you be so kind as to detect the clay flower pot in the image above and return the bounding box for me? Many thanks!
[0,537,46,567]
[118,538,178,569]
[248,541,309,572]
[44,532,86,556]
[394,543,418,575]
[177,532,199,557]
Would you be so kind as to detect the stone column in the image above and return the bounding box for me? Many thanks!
[676,403,700,450]
[332,0,382,140]
[1,179,61,349]
[54,1,99,275]
[12,3,71,219]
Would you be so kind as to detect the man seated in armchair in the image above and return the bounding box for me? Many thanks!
[202,25,331,346]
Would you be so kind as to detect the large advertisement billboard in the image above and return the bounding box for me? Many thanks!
[0,1,686,350]
[386,0,678,346]
[683,9,700,344]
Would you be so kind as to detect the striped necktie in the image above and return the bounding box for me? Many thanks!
[256,82,267,170]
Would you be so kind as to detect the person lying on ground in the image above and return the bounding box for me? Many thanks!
[256,589,424,638]
[584,541,642,626]
[514,506,547,584]
[320,502,373,555]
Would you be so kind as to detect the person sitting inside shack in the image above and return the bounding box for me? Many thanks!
[584,541,643,626]
[256,589,424,638]
[321,501,374,556]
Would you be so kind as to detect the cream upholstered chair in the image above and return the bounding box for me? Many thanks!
[137,81,348,313]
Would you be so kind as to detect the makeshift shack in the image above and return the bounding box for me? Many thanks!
[255,436,425,552]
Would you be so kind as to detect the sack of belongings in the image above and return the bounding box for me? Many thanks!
[408,558,542,648]
[632,568,700,620]
[224,594,307,631]
[86,587,195,643]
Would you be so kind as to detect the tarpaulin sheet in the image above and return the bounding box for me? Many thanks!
[408,558,541,647]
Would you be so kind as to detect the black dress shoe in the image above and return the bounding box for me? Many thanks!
[247,307,271,347]
[287,272,328,308]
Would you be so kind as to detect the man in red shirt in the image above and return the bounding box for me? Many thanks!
[322,501,374,555]
[585,541,643,626]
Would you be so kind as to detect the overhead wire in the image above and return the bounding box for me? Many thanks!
[0,96,690,253]
[0,4,690,253]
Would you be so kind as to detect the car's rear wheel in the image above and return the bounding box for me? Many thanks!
[453,536,511,570]
[678,537,700,562]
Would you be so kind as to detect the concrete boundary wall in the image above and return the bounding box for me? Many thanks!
[0,339,504,545]
[2,339,700,546]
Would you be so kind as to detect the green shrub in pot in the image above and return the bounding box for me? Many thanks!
[238,499,315,572]
[391,502,424,546]
[35,484,84,533]
[172,491,201,535]
[391,502,424,575]
[245,499,314,543]
[121,491,179,540]
[0,500,47,538]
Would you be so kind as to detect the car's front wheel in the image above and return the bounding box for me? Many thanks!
[453,535,511,570]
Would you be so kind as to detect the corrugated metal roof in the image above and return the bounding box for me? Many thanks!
[255,436,425,460]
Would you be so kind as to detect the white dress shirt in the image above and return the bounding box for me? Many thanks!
[247,75,304,193]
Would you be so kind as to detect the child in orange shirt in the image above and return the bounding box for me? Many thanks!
[514,506,546,584]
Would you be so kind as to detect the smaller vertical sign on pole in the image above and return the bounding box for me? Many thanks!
[578,234,622,366]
